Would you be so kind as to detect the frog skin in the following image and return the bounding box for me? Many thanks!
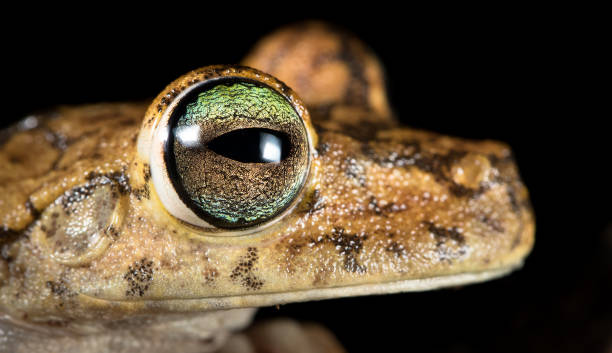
[0,22,534,353]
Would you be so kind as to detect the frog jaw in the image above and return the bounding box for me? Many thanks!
[74,265,518,317]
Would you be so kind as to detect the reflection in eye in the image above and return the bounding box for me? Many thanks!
[261,132,282,163]
[207,128,289,163]
[174,125,202,148]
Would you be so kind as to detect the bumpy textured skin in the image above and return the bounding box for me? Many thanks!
[0,22,534,352]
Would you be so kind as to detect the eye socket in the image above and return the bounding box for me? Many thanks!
[156,77,311,230]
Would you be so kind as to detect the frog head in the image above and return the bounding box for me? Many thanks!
[0,22,534,329]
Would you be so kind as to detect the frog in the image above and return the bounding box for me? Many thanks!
[0,22,534,353]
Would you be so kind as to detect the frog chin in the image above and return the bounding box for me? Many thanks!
[78,264,520,312]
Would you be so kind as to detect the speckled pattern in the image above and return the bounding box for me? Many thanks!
[0,21,534,353]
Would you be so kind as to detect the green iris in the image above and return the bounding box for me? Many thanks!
[178,82,299,128]
[168,80,309,229]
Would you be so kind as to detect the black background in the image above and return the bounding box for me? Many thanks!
[2,8,608,353]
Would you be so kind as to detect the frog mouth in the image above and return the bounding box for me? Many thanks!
[77,265,520,311]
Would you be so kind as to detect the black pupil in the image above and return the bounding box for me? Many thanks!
[207,128,290,163]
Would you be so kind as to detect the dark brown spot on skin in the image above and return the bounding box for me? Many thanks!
[507,185,521,213]
[124,258,154,297]
[61,184,98,214]
[9,155,22,163]
[0,229,19,249]
[361,141,420,168]
[487,152,516,167]
[230,247,264,291]
[343,156,366,187]
[414,151,466,182]
[424,221,465,245]
[479,215,505,233]
[302,189,325,215]
[133,184,150,200]
[385,241,406,257]
[46,279,76,297]
[368,196,404,216]
[143,164,151,182]
[0,227,18,239]
[316,142,330,156]
[25,199,40,219]
[106,226,120,239]
[311,228,367,273]
[448,183,487,198]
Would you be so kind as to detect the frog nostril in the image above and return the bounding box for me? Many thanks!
[450,154,492,189]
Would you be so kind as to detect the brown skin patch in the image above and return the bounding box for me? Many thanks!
[230,247,264,291]
[46,279,75,298]
[311,227,368,273]
[315,142,331,156]
[479,215,505,233]
[106,226,120,239]
[143,163,151,182]
[424,221,466,245]
[124,258,155,297]
[368,196,404,216]
[24,199,40,218]
[0,229,19,245]
[60,184,99,214]
[385,241,407,257]
[132,184,150,201]
[305,189,325,215]
[343,156,366,187]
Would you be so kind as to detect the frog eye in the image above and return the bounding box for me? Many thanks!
[145,68,312,231]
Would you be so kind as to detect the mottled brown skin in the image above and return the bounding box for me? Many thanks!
[0,22,534,352]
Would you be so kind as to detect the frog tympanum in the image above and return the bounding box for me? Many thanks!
[0,22,534,353]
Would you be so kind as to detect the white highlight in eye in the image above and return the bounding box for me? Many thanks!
[260,133,281,162]
[175,125,201,148]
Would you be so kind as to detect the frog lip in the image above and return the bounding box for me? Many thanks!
[77,265,520,309]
